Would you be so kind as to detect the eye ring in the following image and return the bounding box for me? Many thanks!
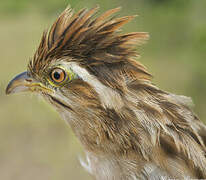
[50,68,66,83]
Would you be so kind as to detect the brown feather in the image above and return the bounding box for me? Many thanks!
[26,6,206,179]
[28,7,150,84]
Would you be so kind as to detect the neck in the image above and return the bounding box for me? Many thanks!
[55,80,206,179]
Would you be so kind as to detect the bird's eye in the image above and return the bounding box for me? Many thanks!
[50,68,66,83]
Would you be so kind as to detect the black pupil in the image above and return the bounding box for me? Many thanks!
[53,71,61,80]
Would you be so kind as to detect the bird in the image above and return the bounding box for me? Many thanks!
[6,6,206,180]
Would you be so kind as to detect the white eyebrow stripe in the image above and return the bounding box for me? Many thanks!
[61,61,124,109]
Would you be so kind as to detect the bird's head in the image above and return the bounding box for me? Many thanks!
[6,6,151,124]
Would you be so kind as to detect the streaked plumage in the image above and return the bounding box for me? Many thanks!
[6,6,206,179]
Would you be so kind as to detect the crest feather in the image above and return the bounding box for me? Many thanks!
[29,6,150,82]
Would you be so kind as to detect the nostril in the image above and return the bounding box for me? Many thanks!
[25,78,32,82]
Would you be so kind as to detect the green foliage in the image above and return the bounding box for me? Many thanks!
[0,0,66,14]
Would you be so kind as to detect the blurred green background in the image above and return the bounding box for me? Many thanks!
[0,0,205,179]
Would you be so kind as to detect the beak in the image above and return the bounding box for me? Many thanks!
[6,71,52,95]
